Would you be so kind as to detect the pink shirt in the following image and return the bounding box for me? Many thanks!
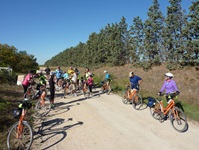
[87,77,93,85]
[22,74,32,86]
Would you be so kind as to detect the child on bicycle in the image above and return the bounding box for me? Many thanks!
[158,72,180,103]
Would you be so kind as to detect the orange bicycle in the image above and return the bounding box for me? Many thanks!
[148,92,188,132]
[101,79,112,95]
[7,99,33,150]
[122,85,142,110]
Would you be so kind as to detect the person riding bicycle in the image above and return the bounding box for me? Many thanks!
[54,66,63,86]
[22,70,33,97]
[45,66,51,75]
[127,71,143,100]
[35,70,47,98]
[158,72,180,104]
[68,66,75,76]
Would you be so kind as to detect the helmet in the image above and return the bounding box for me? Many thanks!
[13,109,22,119]
[104,70,107,73]
[165,72,174,78]
[50,72,54,76]
[129,72,133,77]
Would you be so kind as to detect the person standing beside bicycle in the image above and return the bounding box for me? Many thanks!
[128,71,143,100]
[49,72,55,107]
[22,70,33,97]
[45,66,51,79]
[54,66,63,87]
[158,72,180,104]
[87,73,94,97]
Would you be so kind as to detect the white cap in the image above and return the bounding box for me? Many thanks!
[104,70,107,73]
[165,72,174,77]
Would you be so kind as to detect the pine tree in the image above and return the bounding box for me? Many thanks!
[144,0,164,65]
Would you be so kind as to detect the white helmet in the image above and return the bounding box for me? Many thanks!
[165,72,174,77]
[104,70,107,73]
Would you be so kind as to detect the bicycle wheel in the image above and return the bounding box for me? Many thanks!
[122,90,130,104]
[169,107,188,132]
[132,93,142,110]
[34,97,51,118]
[25,89,35,100]
[83,86,90,98]
[106,86,111,95]
[7,121,33,150]
[150,105,162,120]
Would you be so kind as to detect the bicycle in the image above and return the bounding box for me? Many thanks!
[148,92,188,132]
[33,85,51,118]
[7,99,33,150]
[122,85,142,110]
[101,79,112,95]
[24,84,36,101]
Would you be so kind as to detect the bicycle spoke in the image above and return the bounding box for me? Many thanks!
[170,107,188,132]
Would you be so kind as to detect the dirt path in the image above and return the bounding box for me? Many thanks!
[32,89,199,150]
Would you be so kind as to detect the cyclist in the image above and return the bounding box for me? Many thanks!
[54,66,63,86]
[49,72,55,107]
[71,71,78,96]
[85,68,91,80]
[158,72,180,103]
[45,66,51,79]
[35,71,47,97]
[68,66,74,76]
[87,73,94,97]
[103,70,111,87]
[128,71,143,100]
[22,70,33,97]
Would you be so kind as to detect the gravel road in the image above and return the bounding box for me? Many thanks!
[32,88,199,150]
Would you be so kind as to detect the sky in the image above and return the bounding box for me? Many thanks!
[0,0,193,65]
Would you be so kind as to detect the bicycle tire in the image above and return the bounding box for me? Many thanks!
[122,90,130,104]
[132,93,142,110]
[150,106,162,120]
[83,86,90,98]
[7,121,33,150]
[106,86,111,95]
[34,97,51,118]
[169,107,188,132]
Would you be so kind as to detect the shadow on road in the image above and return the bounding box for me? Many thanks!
[33,118,83,150]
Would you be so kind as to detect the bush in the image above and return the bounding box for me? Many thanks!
[0,70,17,84]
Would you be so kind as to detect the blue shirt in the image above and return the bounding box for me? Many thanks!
[105,73,110,80]
[54,69,63,79]
[63,73,69,79]
[129,75,142,90]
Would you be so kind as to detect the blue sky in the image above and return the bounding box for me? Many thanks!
[0,0,192,65]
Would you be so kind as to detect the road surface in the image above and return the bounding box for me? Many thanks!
[32,89,199,150]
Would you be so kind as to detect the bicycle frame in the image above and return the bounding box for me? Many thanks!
[159,99,175,116]
[17,109,27,139]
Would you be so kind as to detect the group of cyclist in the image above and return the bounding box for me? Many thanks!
[126,71,179,105]
[22,64,180,109]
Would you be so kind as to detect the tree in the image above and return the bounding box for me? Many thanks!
[144,0,165,65]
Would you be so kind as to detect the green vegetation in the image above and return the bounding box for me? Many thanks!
[45,0,198,72]
[0,44,39,73]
